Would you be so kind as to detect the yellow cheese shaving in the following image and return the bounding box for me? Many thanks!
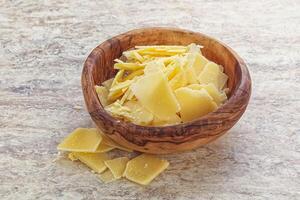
[97,129,133,152]
[71,152,109,173]
[57,128,102,152]
[95,85,109,106]
[124,154,169,185]
[96,44,229,125]
[131,70,180,121]
[99,170,116,183]
[94,142,115,153]
[175,87,217,122]
[104,157,129,179]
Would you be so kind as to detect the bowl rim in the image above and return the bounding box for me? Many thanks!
[82,27,251,136]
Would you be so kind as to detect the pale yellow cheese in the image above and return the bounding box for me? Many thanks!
[71,152,109,173]
[198,62,228,89]
[102,78,114,90]
[186,83,227,105]
[169,69,188,90]
[114,62,144,71]
[95,85,109,106]
[94,142,115,153]
[201,83,227,105]
[152,114,182,126]
[104,157,129,179]
[124,154,169,185]
[124,100,154,125]
[68,152,78,161]
[131,70,180,121]
[98,130,133,152]
[186,52,208,75]
[175,87,218,122]
[57,128,102,152]
[98,170,116,183]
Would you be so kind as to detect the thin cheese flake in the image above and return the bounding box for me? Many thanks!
[104,157,129,179]
[96,44,229,125]
[124,154,169,185]
[71,152,108,173]
[99,170,116,183]
[57,128,102,152]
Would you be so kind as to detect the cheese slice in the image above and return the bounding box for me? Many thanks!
[186,52,208,75]
[131,70,180,121]
[94,142,115,153]
[152,114,182,126]
[175,87,217,122]
[114,62,144,71]
[97,130,133,152]
[198,62,228,89]
[123,100,154,125]
[68,152,78,161]
[102,78,114,90]
[104,157,129,179]
[95,85,109,106]
[99,170,116,183]
[57,128,102,152]
[71,152,109,173]
[124,154,169,185]
[201,83,227,105]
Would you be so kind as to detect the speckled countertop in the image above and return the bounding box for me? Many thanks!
[0,0,299,199]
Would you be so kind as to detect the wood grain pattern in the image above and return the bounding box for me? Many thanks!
[82,27,251,154]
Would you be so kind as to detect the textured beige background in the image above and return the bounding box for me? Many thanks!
[0,0,299,199]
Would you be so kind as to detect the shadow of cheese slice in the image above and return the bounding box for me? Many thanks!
[175,87,217,122]
[70,152,108,173]
[124,154,169,185]
[57,128,102,152]
[104,157,129,179]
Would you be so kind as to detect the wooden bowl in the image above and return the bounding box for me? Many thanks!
[82,27,251,154]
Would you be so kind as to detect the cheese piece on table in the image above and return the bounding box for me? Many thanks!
[131,70,180,121]
[68,152,78,161]
[57,128,102,152]
[71,152,108,173]
[198,62,228,89]
[99,170,116,183]
[124,154,169,185]
[98,130,133,152]
[175,87,217,122]
[95,85,109,106]
[94,142,115,153]
[104,157,129,179]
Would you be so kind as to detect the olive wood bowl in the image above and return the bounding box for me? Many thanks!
[82,27,251,154]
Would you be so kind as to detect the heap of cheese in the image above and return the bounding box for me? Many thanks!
[57,128,169,185]
[95,44,228,125]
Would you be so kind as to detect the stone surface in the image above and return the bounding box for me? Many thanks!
[0,0,299,199]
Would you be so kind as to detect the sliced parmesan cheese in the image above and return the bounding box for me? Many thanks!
[94,142,115,153]
[131,70,180,121]
[95,85,109,106]
[104,157,129,179]
[102,78,114,90]
[175,87,217,122]
[57,128,102,152]
[99,170,116,183]
[114,62,144,71]
[201,83,227,105]
[198,62,228,89]
[124,154,169,185]
[98,130,133,152]
[68,152,78,161]
[124,100,154,125]
[71,152,109,173]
